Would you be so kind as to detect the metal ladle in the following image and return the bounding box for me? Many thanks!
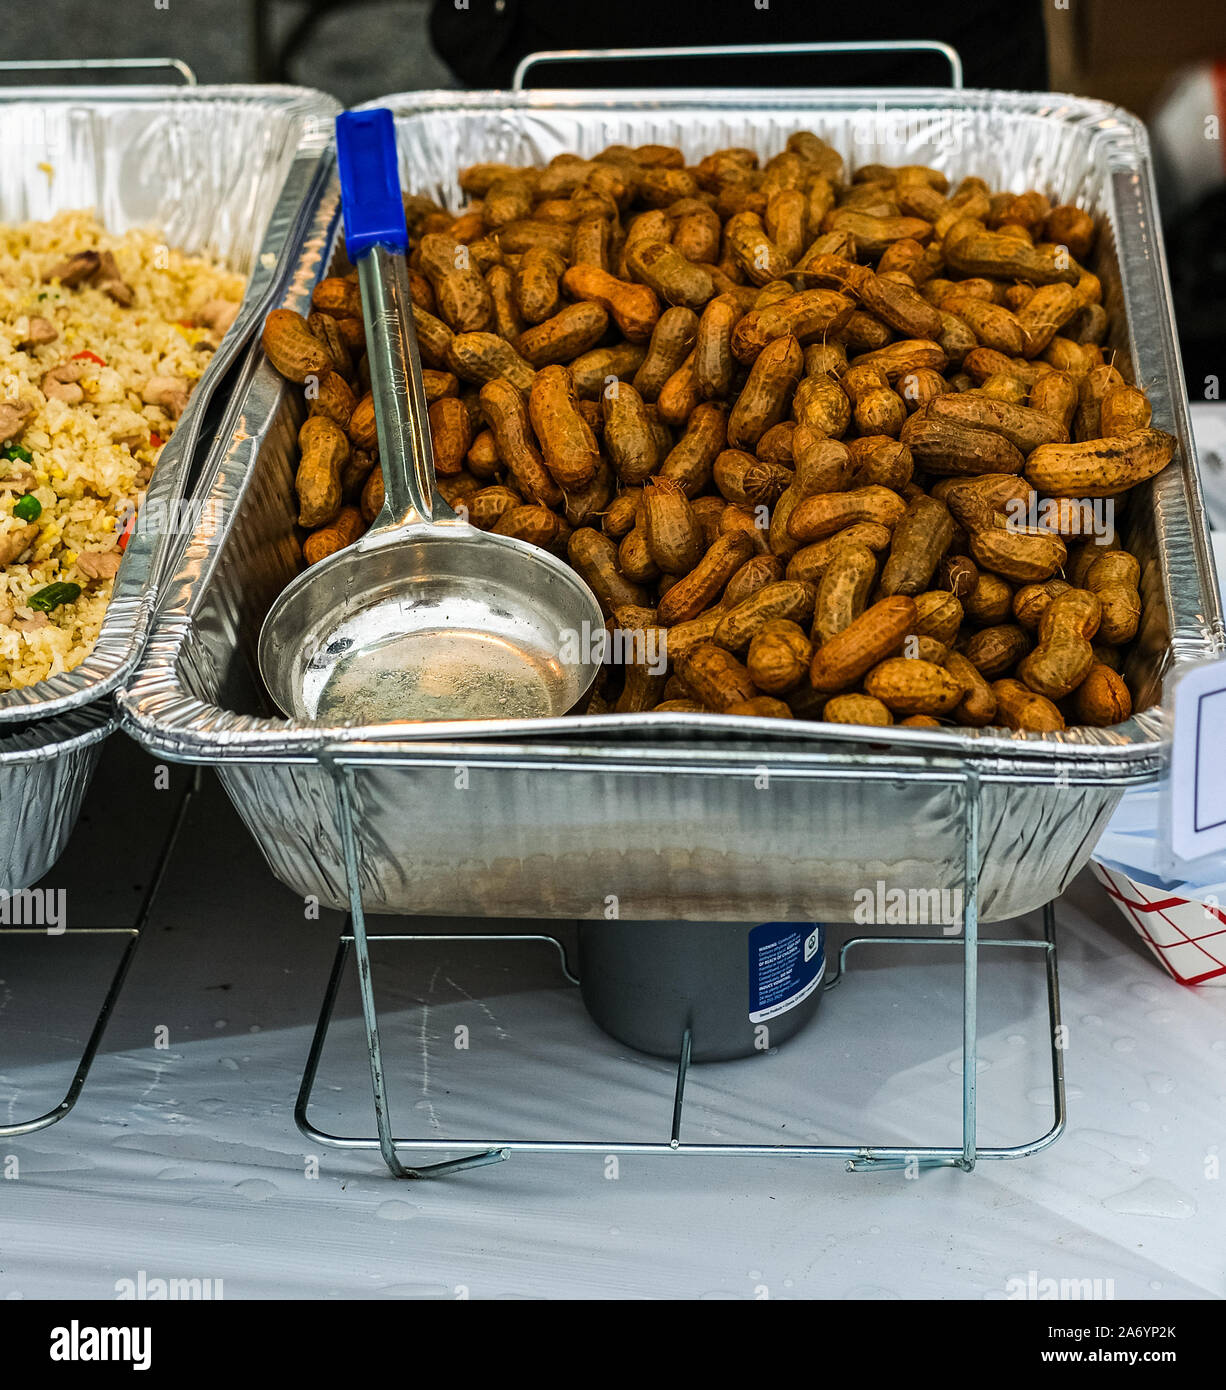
[259,109,603,725]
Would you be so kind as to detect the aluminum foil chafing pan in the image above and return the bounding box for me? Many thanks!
[0,82,338,723]
[120,88,1224,923]
[0,705,112,888]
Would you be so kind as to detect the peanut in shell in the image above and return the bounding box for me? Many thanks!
[809,595,916,692]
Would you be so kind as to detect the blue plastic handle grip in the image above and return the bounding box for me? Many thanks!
[335,108,408,260]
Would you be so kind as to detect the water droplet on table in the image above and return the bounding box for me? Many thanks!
[1103,1179,1196,1220]
[233,1179,277,1201]
[375,1199,418,1221]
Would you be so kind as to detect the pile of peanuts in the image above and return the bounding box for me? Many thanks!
[259,130,1178,731]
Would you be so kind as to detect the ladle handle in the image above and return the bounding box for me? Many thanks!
[336,109,455,530]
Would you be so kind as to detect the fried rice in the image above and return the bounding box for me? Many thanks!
[0,209,244,691]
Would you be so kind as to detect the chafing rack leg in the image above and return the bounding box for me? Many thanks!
[0,768,200,1138]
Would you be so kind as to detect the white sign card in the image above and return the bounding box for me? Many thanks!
[1168,657,1226,863]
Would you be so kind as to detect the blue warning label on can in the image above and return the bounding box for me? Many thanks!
[748,922,825,1023]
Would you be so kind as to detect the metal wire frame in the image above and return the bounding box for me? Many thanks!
[512,41,965,92]
[295,759,1067,1178]
[0,58,197,85]
[0,769,201,1139]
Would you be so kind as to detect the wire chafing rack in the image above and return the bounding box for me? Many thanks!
[294,759,1066,1178]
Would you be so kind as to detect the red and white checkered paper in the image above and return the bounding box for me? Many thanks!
[1091,861,1226,986]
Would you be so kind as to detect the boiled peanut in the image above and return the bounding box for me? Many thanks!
[447,332,536,392]
[1098,385,1152,438]
[308,370,357,430]
[304,505,363,565]
[469,484,523,531]
[514,247,567,324]
[515,302,607,368]
[926,394,1068,453]
[494,504,570,551]
[723,554,785,607]
[900,413,1024,476]
[625,238,715,311]
[713,450,792,508]
[1085,550,1142,645]
[568,528,651,614]
[725,696,794,719]
[479,378,563,508]
[991,678,1065,732]
[569,343,647,400]
[1012,578,1072,630]
[656,351,701,426]
[944,650,996,726]
[809,595,916,692]
[962,572,1015,626]
[730,289,854,364]
[642,477,704,575]
[528,366,600,490]
[1025,429,1176,498]
[713,580,816,653]
[631,306,699,400]
[1017,588,1101,698]
[769,434,853,559]
[879,494,954,596]
[942,219,1079,286]
[746,619,812,694]
[1074,662,1132,726]
[786,524,892,583]
[657,532,755,626]
[823,693,893,726]
[857,272,942,340]
[694,294,742,399]
[563,461,616,529]
[914,591,965,646]
[262,309,333,384]
[792,372,852,438]
[658,402,727,496]
[864,658,965,716]
[602,380,660,485]
[843,364,906,438]
[788,486,907,543]
[618,522,659,584]
[681,643,758,711]
[1072,363,1125,441]
[962,623,1031,678]
[296,415,349,528]
[428,396,472,477]
[814,545,877,642]
[562,264,660,342]
[727,334,802,449]
[417,233,495,333]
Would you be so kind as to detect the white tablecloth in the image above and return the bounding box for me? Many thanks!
[2,737,1224,1301]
